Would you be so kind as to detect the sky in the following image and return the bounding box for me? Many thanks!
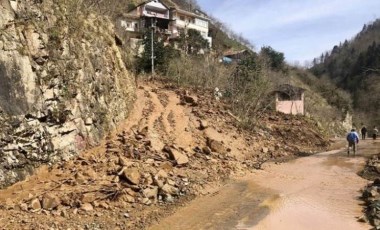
[196,0,380,64]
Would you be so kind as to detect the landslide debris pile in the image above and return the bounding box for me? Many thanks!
[0,82,329,229]
[361,154,380,227]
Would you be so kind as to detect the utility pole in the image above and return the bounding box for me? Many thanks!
[151,18,155,75]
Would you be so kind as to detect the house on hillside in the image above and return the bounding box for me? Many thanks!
[119,14,140,33]
[274,84,305,115]
[119,0,212,47]
[169,8,212,47]
[120,0,172,34]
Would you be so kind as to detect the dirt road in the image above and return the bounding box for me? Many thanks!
[151,140,380,230]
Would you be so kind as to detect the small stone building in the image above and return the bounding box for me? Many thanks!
[274,84,305,115]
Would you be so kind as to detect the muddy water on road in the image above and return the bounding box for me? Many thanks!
[151,141,380,230]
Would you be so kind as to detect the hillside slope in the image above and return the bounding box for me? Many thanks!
[311,19,380,125]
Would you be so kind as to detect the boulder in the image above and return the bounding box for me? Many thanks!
[118,156,129,166]
[19,203,28,211]
[60,209,68,218]
[154,178,165,188]
[142,173,154,185]
[183,95,198,105]
[207,138,225,153]
[84,118,93,125]
[135,134,144,140]
[143,186,158,200]
[80,203,94,212]
[29,198,41,211]
[83,168,98,179]
[156,170,168,179]
[4,198,15,210]
[123,195,135,203]
[160,161,173,172]
[75,172,87,184]
[199,120,208,130]
[202,146,212,155]
[262,147,269,154]
[164,146,189,165]
[121,168,141,185]
[99,202,109,209]
[42,194,61,210]
[81,193,97,203]
[141,198,152,205]
[161,184,179,195]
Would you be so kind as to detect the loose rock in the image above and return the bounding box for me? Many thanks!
[207,138,225,154]
[121,168,141,185]
[30,198,41,211]
[80,203,94,212]
[42,194,61,210]
[163,146,189,166]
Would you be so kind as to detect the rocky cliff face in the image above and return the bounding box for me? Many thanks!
[0,0,135,188]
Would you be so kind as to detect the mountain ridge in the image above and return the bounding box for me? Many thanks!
[311,19,380,125]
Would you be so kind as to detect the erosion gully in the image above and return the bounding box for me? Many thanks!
[151,140,380,230]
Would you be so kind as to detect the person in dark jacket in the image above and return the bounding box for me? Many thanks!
[347,128,359,156]
[361,126,367,140]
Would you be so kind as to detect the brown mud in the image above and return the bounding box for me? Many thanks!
[151,140,380,230]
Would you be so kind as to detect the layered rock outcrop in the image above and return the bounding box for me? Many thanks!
[0,0,135,188]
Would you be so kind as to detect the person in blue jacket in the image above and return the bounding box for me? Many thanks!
[346,128,359,156]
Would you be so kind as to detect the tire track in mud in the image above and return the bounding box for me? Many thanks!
[145,90,166,151]
[142,88,196,151]
[161,90,195,149]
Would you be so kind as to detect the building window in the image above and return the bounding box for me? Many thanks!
[180,16,185,21]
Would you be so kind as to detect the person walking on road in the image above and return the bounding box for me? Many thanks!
[361,125,367,140]
[373,126,379,140]
[347,128,359,156]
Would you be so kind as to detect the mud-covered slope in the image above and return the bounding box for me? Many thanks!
[0,0,135,188]
[0,81,330,229]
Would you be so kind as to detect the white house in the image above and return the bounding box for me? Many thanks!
[169,8,212,47]
[120,15,140,32]
[120,0,212,48]
[121,0,171,33]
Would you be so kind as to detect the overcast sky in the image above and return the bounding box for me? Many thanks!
[196,0,380,64]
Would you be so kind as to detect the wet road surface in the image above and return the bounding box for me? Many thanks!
[150,140,380,230]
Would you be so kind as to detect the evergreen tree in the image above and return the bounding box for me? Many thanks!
[137,31,177,73]
[260,46,285,70]
[178,29,209,54]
